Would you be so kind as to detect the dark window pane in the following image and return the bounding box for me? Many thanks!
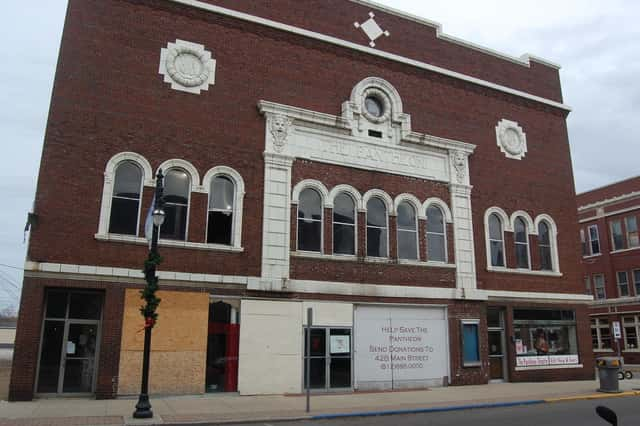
[207,211,232,244]
[298,220,321,251]
[330,357,351,388]
[487,309,501,328]
[164,169,190,204]
[513,309,575,322]
[333,193,355,224]
[427,233,446,262]
[426,206,444,233]
[305,329,326,357]
[68,293,103,320]
[46,292,68,318]
[516,244,529,268]
[304,358,326,389]
[298,189,322,221]
[333,224,355,255]
[113,162,142,198]
[160,203,188,240]
[367,226,387,257]
[210,176,234,210]
[538,222,550,245]
[490,241,504,266]
[398,230,418,260]
[397,202,416,230]
[37,320,65,393]
[515,218,528,242]
[366,198,387,227]
[489,214,503,240]
[108,197,140,235]
[591,239,600,254]
[540,246,552,270]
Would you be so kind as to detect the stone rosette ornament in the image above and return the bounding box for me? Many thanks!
[495,118,527,160]
[159,39,216,94]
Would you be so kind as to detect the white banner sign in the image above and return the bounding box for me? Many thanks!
[516,354,579,367]
[613,321,621,339]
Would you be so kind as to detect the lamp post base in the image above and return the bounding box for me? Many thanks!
[133,394,153,419]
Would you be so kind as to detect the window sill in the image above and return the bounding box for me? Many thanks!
[94,233,244,252]
[582,253,602,259]
[610,246,640,255]
[291,251,358,262]
[515,363,583,371]
[593,349,615,353]
[486,266,562,277]
[397,259,456,269]
[622,349,640,352]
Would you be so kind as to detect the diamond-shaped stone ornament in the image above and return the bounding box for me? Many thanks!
[354,12,390,47]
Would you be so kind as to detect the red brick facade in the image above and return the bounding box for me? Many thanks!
[11,0,592,400]
[578,176,640,364]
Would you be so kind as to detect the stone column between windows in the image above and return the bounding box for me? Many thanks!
[255,152,294,291]
[450,183,477,291]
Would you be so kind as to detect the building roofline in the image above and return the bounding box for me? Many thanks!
[576,174,640,197]
[349,0,561,69]
[168,0,571,111]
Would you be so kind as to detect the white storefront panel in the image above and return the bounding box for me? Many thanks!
[354,305,449,390]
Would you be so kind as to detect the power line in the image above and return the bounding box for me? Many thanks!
[0,263,22,271]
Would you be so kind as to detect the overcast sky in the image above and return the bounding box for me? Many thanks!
[0,1,638,310]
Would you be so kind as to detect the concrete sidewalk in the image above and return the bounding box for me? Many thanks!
[1,379,639,426]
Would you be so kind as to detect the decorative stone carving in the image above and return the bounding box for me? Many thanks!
[354,12,390,47]
[452,150,467,184]
[495,119,527,160]
[159,40,216,94]
[269,114,293,153]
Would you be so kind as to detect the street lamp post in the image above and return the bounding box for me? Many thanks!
[133,169,165,419]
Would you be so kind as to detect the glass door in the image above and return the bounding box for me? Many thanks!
[487,308,507,382]
[35,290,103,395]
[304,327,352,390]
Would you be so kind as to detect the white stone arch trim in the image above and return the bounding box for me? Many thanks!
[98,152,153,236]
[483,206,509,270]
[362,189,394,215]
[157,159,204,193]
[202,165,246,249]
[350,76,405,122]
[328,184,363,210]
[105,152,154,186]
[394,193,424,219]
[534,213,561,273]
[422,198,453,223]
[510,210,536,235]
[291,179,330,207]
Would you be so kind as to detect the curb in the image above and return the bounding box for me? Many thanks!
[544,390,640,403]
[311,399,546,420]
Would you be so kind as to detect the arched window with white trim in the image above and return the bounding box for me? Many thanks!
[333,192,356,255]
[298,188,323,252]
[207,175,234,245]
[426,205,447,262]
[109,161,143,235]
[538,221,552,271]
[397,201,418,260]
[366,197,388,257]
[489,213,505,267]
[514,217,530,269]
[161,168,190,241]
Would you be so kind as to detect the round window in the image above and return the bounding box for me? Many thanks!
[364,96,384,118]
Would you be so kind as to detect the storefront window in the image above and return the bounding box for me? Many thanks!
[591,318,612,350]
[513,309,579,367]
[623,316,639,350]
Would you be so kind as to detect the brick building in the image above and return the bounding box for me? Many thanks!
[579,176,640,364]
[10,0,593,401]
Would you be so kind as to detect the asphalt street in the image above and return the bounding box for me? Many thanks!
[225,396,639,426]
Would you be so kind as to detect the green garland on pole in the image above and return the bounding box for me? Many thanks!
[140,250,162,326]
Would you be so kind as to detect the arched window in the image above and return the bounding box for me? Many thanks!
[160,168,190,241]
[108,161,143,235]
[489,213,505,267]
[538,221,552,271]
[333,192,356,255]
[366,197,388,257]
[298,188,322,252]
[207,175,234,244]
[426,205,447,262]
[397,202,418,260]
[514,217,530,269]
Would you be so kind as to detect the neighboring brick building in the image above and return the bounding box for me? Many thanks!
[10,0,593,401]
[578,176,640,364]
